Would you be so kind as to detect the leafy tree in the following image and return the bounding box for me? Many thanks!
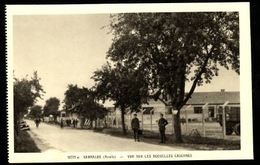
[14,71,44,134]
[107,12,239,142]
[29,105,43,119]
[64,84,107,128]
[92,62,149,134]
[43,97,60,120]
[63,84,82,110]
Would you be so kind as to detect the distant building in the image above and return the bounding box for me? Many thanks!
[182,90,240,121]
[142,90,240,122]
[105,90,240,129]
[55,107,82,127]
[56,90,240,130]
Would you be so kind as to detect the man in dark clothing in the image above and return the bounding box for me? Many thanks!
[158,113,168,143]
[35,118,41,128]
[60,118,64,129]
[66,119,71,127]
[131,113,140,142]
[73,119,78,128]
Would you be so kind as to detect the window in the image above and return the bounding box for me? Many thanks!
[143,107,154,114]
[194,107,202,114]
[230,107,240,111]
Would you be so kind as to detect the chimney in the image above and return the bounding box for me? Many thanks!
[220,89,225,92]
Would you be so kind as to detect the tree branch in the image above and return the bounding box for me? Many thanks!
[157,97,168,106]
[149,88,168,106]
[179,49,213,109]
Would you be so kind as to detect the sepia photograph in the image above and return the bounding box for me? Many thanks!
[6,3,253,162]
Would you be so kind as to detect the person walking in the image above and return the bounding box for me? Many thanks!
[73,118,78,128]
[35,117,41,128]
[60,118,64,129]
[158,113,168,143]
[131,113,140,142]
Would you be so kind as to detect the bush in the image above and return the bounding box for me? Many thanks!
[14,131,40,152]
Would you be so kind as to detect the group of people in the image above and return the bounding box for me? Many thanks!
[131,113,168,143]
[35,114,168,143]
[60,118,78,129]
[34,117,79,129]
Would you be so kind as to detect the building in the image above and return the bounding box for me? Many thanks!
[142,90,240,121]
[105,90,240,131]
[55,90,240,131]
[182,90,240,121]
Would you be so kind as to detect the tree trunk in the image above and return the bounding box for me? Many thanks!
[14,116,19,136]
[14,111,22,136]
[121,107,127,135]
[94,119,97,129]
[172,59,186,143]
[173,110,183,143]
[90,120,93,129]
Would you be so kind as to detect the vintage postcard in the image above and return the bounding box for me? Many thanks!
[6,3,253,163]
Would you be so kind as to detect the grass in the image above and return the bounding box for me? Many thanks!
[14,130,40,152]
[94,127,240,150]
[172,135,240,150]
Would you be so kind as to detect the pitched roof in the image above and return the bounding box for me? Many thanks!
[143,91,240,106]
[103,91,240,108]
[186,91,240,105]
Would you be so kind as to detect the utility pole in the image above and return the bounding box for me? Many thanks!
[150,109,154,131]
[202,103,209,137]
[222,101,229,139]
[141,108,145,130]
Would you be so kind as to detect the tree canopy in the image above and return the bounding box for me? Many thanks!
[14,71,44,135]
[92,62,149,133]
[92,62,149,110]
[43,97,60,117]
[64,84,107,124]
[106,12,239,141]
[29,105,43,119]
[14,71,45,120]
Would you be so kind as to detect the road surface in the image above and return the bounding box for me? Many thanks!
[26,120,189,152]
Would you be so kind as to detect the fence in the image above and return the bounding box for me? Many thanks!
[105,102,240,140]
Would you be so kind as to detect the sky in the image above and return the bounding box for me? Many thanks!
[13,14,240,108]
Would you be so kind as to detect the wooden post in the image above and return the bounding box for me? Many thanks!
[222,101,229,139]
[150,109,154,131]
[214,105,217,118]
[116,111,119,128]
[222,107,226,139]
[141,109,145,130]
[142,111,144,130]
[171,108,174,135]
[129,113,131,129]
[202,103,208,137]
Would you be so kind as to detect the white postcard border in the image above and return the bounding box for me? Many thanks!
[6,3,253,163]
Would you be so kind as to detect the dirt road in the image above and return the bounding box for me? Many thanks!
[26,120,190,152]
